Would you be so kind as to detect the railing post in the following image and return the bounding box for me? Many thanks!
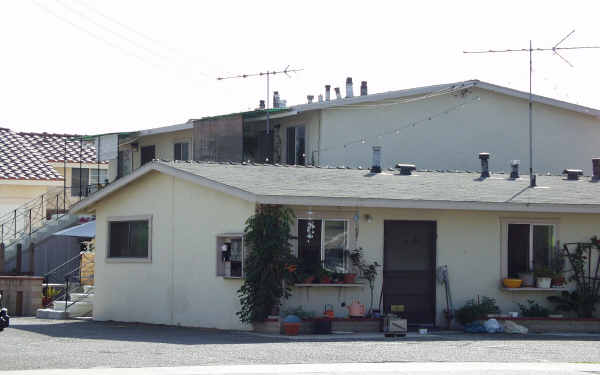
[28,209,32,236]
[43,275,48,305]
[56,194,59,218]
[1,223,3,244]
[13,209,17,241]
[64,277,69,312]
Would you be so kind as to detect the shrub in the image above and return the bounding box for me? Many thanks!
[518,299,551,317]
[456,296,500,325]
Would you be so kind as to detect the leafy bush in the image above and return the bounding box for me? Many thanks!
[237,205,297,324]
[456,296,500,325]
[282,306,315,320]
[518,299,551,317]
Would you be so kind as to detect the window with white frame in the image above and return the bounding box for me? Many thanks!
[174,141,190,161]
[506,222,555,278]
[298,219,348,273]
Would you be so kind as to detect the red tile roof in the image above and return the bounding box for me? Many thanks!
[18,132,101,164]
[0,128,63,181]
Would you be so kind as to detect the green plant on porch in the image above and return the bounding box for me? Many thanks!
[456,296,500,325]
[518,299,551,318]
[547,237,600,318]
[347,247,380,315]
[237,205,298,324]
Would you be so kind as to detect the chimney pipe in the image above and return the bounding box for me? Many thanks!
[593,158,600,180]
[479,153,490,178]
[259,100,265,110]
[307,95,314,104]
[334,87,342,100]
[360,81,368,96]
[510,160,520,179]
[370,146,382,173]
[318,94,323,103]
[345,77,353,98]
[325,85,331,101]
[273,91,280,108]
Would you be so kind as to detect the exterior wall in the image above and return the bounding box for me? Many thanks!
[275,111,320,165]
[0,276,43,316]
[93,171,255,330]
[0,184,54,216]
[128,129,194,171]
[282,206,600,327]
[315,88,600,174]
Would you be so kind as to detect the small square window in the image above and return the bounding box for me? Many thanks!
[507,223,555,277]
[174,142,190,161]
[108,219,150,258]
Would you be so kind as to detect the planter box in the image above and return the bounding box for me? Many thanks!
[495,317,600,333]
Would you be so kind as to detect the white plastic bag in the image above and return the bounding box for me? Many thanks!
[502,320,528,334]
[483,318,502,333]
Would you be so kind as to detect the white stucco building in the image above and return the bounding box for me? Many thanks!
[72,159,600,330]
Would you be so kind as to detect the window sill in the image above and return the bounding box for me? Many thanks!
[106,257,151,264]
[294,283,363,288]
[501,287,568,293]
[221,276,242,280]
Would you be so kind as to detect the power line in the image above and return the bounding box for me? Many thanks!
[217,66,303,134]
[464,30,600,188]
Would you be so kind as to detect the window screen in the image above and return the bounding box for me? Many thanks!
[71,168,89,197]
[109,220,150,258]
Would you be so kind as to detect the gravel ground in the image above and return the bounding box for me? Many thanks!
[1,318,599,371]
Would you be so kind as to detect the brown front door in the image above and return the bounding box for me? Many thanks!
[383,220,436,326]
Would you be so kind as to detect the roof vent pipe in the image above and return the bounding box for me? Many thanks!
[307,95,314,104]
[318,94,323,103]
[479,153,490,178]
[273,91,280,108]
[334,87,342,100]
[325,85,331,101]
[563,169,583,180]
[259,100,265,110]
[345,77,353,98]
[593,158,600,180]
[510,160,520,179]
[360,81,368,96]
[370,146,382,173]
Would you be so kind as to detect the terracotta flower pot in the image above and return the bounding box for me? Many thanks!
[343,273,357,283]
[319,276,331,284]
[283,322,300,336]
[304,276,316,284]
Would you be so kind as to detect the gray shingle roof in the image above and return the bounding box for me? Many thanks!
[163,161,600,207]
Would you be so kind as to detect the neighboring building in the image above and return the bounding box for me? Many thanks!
[71,157,600,330]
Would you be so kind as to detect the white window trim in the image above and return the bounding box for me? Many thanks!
[297,218,349,271]
[106,214,153,263]
[500,218,559,278]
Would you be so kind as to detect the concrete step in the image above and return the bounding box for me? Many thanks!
[36,308,69,319]
[52,301,93,317]
[69,293,94,304]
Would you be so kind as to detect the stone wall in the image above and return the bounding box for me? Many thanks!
[0,276,43,316]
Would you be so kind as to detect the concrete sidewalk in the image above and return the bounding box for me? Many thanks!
[4,362,600,375]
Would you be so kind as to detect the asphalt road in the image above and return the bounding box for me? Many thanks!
[1,318,599,371]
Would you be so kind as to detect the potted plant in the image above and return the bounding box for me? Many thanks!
[518,271,535,287]
[343,273,357,284]
[332,272,345,284]
[282,314,301,335]
[534,267,554,289]
[319,268,332,284]
[550,243,566,287]
[343,248,363,284]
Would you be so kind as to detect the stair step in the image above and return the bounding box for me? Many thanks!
[83,285,95,294]
[52,301,93,317]
[36,308,69,319]
[68,293,94,304]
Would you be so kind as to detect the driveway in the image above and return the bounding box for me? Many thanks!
[1,318,600,371]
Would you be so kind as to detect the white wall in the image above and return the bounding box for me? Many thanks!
[93,171,255,329]
[315,88,600,174]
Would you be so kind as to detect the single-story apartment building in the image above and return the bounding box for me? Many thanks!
[70,156,600,330]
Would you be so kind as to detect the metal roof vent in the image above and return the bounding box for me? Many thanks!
[334,87,342,100]
[510,160,520,179]
[563,169,583,180]
[307,95,314,104]
[345,77,354,98]
[325,85,331,101]
[593,158,600,180]
[479,152,490,178]
[395,163,416,175]
[370,146,382,173]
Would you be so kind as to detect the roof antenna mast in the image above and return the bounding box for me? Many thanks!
[463,30,600,187]
[217,66,303,134]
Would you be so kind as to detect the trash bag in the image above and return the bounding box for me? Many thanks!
[483,318,503,333]
[502,320,528,334]
[463,322,487,333]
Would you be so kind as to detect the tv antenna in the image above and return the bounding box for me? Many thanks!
[464,30,600,187]
[217,66,303,134]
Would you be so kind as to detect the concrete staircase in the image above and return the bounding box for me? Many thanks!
[37,285,95,319]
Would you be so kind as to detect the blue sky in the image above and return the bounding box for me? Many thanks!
[1,0,599,134]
